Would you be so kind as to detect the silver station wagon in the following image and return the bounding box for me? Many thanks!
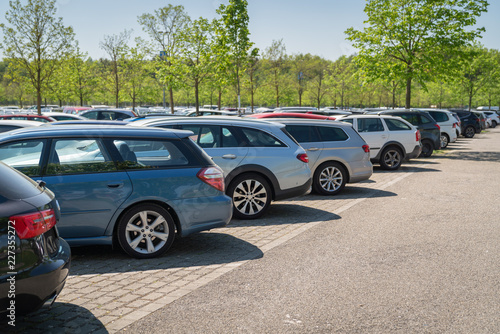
[130,117,313,220]
[268,119,373,195]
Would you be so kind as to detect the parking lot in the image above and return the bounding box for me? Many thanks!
[4,128,500,333]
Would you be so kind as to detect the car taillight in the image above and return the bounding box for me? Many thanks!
[416,130,421,142]
[435,124,441,130]
[452,123,457,128]
[10,209,57,239]
[296,153,309,163]
[362,144,370,153]
[197,166,225,192]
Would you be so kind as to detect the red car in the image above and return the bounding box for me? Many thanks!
[245,112,337,120]
[0,114,56,123]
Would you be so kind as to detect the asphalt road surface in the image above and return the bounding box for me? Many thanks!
[121,128,500,334]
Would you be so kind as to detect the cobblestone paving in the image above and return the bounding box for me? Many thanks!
[3,155,448,334]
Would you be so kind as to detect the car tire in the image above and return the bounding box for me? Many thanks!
[228,173,271,220]
[379,146,403,170]
[441,133,449,149]
[464,126,475,138]
[492,121,497,128]
[420,140,434,158]
[313,162,347,196]
[117,203,175,259]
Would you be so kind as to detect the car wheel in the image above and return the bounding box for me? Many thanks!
[440,133,449,149]
[492,121,497,128]
[380,146,402,170]
[313,162,347,196]
[228,173,271,220]
[117,203,175,259]
[420,141,434,158]
[464,126,475,138]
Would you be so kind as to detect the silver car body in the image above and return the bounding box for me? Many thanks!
[130,116,312,218]
[269,119,372,185]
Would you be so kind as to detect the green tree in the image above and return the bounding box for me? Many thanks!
[216,0,256,111]
[138,5,190,113]
[99,30,131,108]
[66,51,98,106]
[264,39,288,107]
[122,43,149,110]
[0,0,75,114]
[179,18,217,114]
[346,0,489,109]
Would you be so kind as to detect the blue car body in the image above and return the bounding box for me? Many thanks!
[0,126,232,257]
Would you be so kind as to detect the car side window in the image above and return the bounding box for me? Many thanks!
[82,111,98,119]
[429,112,448,122]
[239,127,286,147]
[385,118,412,131]
[112,139,190,168]
[46,139,116,175]
[221,127,239,147]
[357,118,384,132]
[0,140,45,176]
[180,125,219,148]
[285,125,320,143]
[419,115,433,124]
[396,114,418,125]
[0,125,19,133]
[341,118,353,125]
[317,126,349,141]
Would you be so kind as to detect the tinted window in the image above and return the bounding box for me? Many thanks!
[357,118,384,132]
[239,127,286,147]
[394,114,419,125]
[285,125,320,143]
[420,115,433,124]
[221,127,239,147]
[0,140,45,176]
[82,111,98,119]
[385,118,412,131]
[0,125,20,133]
[317,126,349,141]
[46,139,116,175]
[341,118,353,125]
[429,111,448,122]
[113,139,191,169]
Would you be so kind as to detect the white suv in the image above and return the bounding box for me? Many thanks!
[422,109,458,148]
[336,115,421,170]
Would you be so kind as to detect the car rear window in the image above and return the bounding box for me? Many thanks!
[429,112,448,122]
[316,126,349,141]
[0,162,42,200]
[239,127,286,147]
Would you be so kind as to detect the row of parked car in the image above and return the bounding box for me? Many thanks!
[0,106,496,316]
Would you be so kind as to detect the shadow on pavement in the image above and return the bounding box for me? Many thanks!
[69,232,264,274]
[442,151,500,163]
[1,303,106,334]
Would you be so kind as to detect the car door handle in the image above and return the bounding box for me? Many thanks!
[307,148,320,151]
[222,154,237,159]
[107,183,124,188]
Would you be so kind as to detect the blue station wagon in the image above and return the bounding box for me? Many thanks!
[0,126,233,258]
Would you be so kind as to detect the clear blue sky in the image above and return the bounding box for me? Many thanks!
[0,0,499,61]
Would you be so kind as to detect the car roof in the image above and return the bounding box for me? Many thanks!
[259,118,353,128]
[129,115,286,129]
[0,120,46,127]
[0,124,193,141]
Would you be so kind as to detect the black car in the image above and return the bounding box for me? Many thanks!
[449,109,481,138]
[0,162,70,317]
[372,110,441,157]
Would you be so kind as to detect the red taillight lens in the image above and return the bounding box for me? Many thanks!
[10,209,57,239]
[297,153,309,163]
[435,124,441,130]
[362,144,370,153]
[452,123,457,128]
[197,166,225,192]
[416,130,421,142]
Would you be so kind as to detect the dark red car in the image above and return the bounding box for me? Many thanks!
[0,114,56,123]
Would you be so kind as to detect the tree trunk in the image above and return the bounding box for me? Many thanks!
[405,77,412,109]
[195,79,199,116]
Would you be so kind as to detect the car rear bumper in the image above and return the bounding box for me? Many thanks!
[0,237,71,315]
[406,144,422,160]
[274,177,312,201]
